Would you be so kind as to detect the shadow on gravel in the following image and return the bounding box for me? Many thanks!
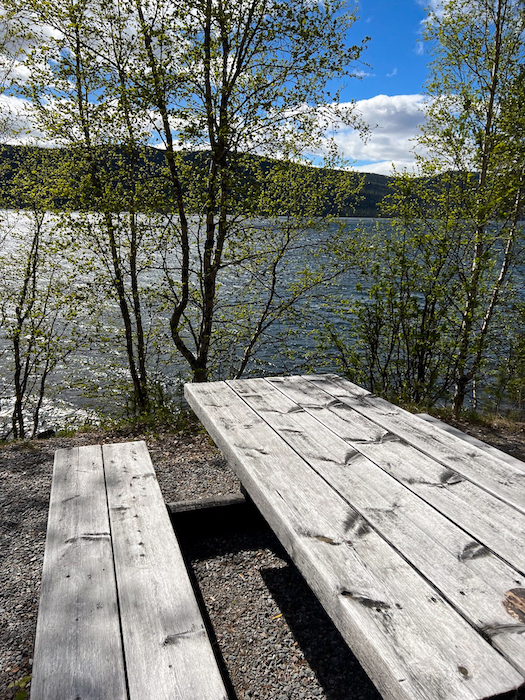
[171,498,268,545]
[172,502,381,700]
[260,564,381,700]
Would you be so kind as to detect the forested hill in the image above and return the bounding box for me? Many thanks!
[0,144,393,217]
[355,172,393,217]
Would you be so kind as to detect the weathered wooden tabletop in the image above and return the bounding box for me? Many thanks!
[185,374,525,700]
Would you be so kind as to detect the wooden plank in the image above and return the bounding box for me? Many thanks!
[266,376,525,573]
[31,446,127,700]
[102,441,228,700]
[300,374,525,512]
[228,378,525,675]
[168,493,246,514]
[186,381,525,700]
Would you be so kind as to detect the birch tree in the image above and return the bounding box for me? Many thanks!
[421,0,525,414]
[0,153,82,438]
[341,0,525,411]
[17,0,366,387]
[18,0,177,409]
[323,0,525,412]
[124,0,367,381]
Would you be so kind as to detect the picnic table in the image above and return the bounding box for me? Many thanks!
[185,373,525,700]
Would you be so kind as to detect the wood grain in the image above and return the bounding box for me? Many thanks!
[168,492,246,514]
[31,446,127,700]
[230,377,525,675]
[267,376,525,571]
[103,441,228,700]
[302,374,525,510]
[186,379,525,700]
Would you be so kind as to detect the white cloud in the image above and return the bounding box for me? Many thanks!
[2,91,429,176]
[0,95,56,146]
[416,0,441,10]
[351,69,374,78]
[330,94,428,174]
[0,57,32,84]
[352,159,418,176]
[386,68,397,77]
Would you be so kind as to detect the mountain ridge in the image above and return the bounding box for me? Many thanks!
[0,144,393,217]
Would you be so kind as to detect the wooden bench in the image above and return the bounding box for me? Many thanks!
[185,374,525,700]
[31,440,228,700]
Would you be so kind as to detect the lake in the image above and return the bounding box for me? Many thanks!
[1,211,522,437]
[0,213,375,435]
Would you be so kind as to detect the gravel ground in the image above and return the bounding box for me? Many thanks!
[1,415,525,700]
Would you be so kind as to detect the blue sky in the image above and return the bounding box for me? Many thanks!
[329,0,432,174]
[349,0,429,101]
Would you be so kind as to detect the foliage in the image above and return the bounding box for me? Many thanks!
[12,0,367,388]
[105,404,201,438]
[332,175,521,407]
[0,151,85,438]
[0,3,26,140]
[323,0,525,413]
[497,307,525,417]
[420,0,525,414]
[8,675,31,700]
[0,145,390,216]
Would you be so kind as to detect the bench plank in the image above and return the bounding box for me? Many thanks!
[185,380,524,700]
[32,446,127,700]
[102,441,228,700]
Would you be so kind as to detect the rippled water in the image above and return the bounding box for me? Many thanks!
[0,213,375,435]
[3,210,524,436]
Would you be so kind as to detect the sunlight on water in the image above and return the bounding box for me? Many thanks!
[0,212,376,433]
